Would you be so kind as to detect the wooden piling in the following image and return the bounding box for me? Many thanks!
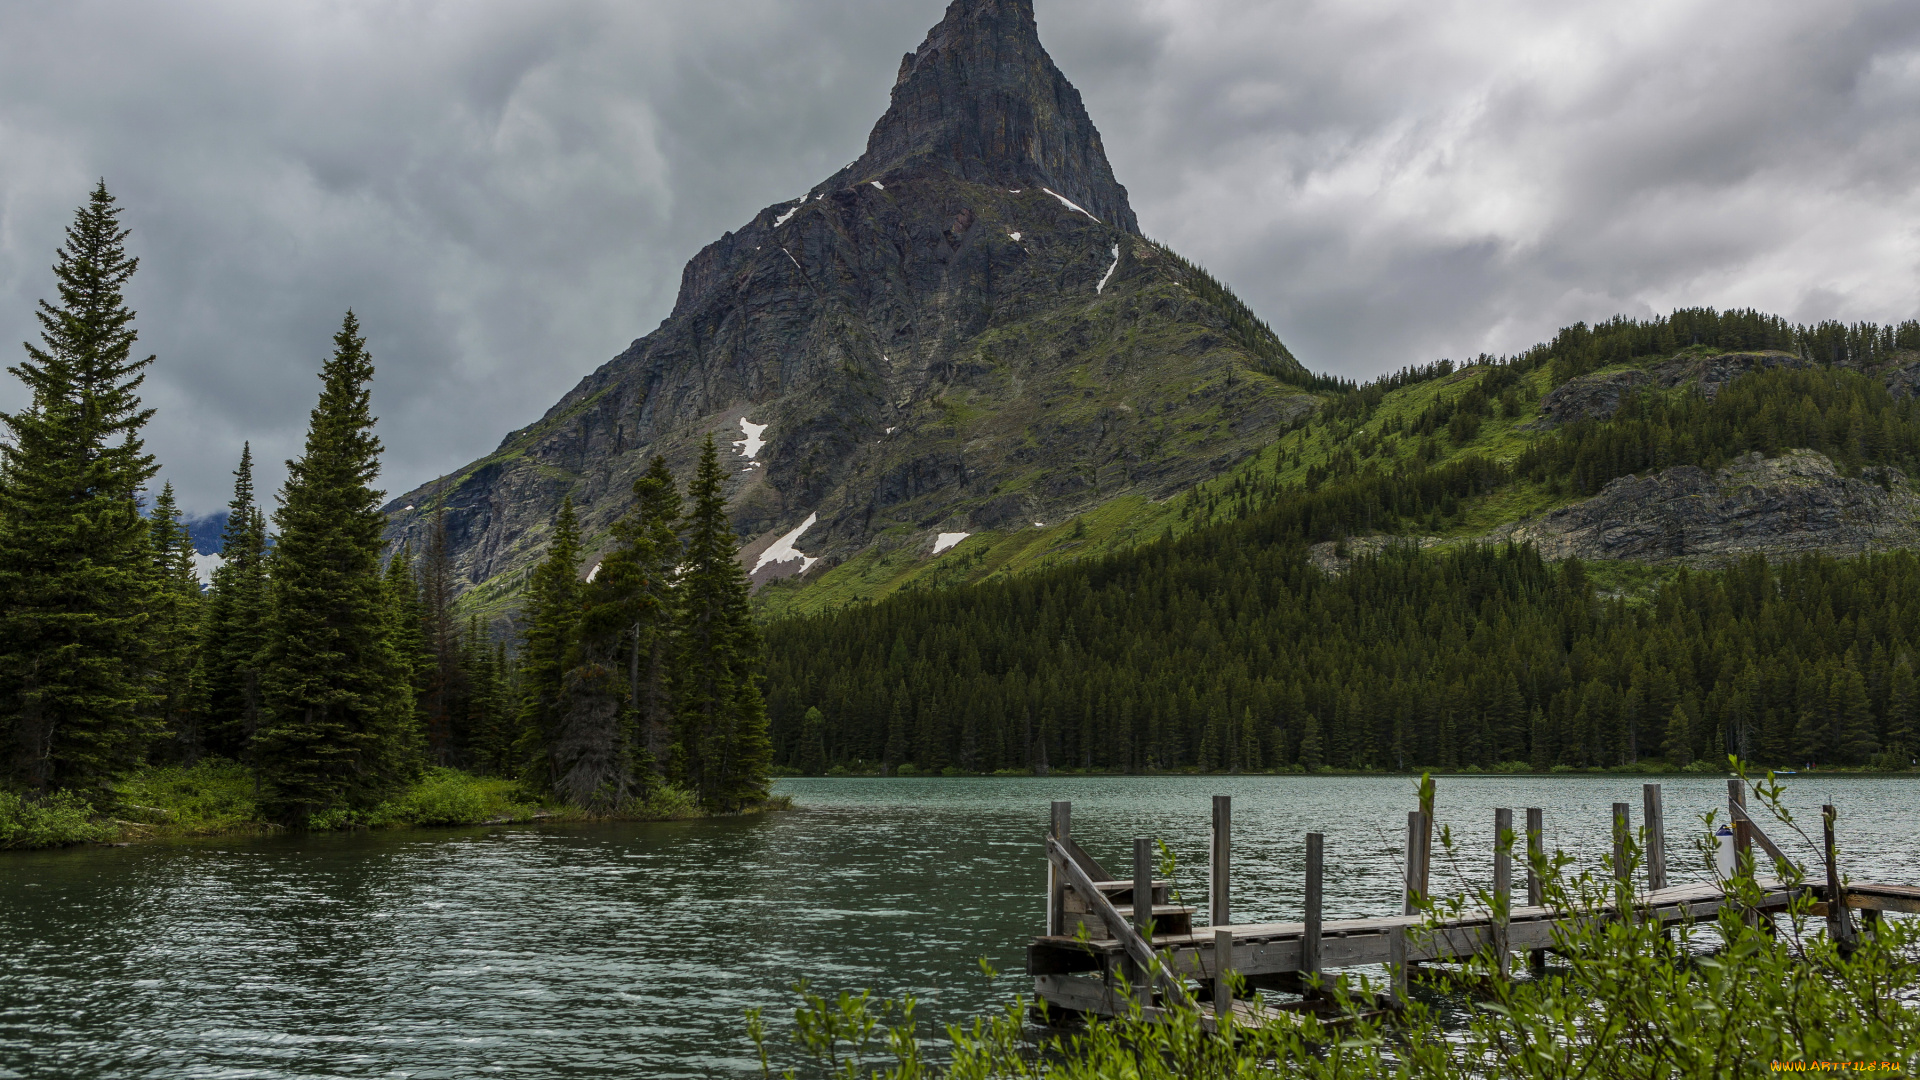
[1727,779,1752,876]
[1493,808,1512,977]
[1526,807,1546,976]
[1048,801,1070,935]
[1823,805,1856,949]
[1612,803,1630,886]
[1404,811,1427,916]
[1303,831,1323,994]
[1389,928,1408,1005]
[1643,784,1667,892]
[1211,795,1231,927]
[1213,927,1234,1023]
[1131,837,1154,1004]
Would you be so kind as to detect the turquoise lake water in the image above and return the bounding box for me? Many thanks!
[2,774,1914,1078]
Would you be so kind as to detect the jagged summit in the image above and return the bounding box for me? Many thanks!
[829,0,1138,233]
[388,0,1311,616]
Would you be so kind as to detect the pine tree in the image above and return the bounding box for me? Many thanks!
[798,706,828,775]
[672,435,771,810]
[514,497,582,789]
[419,507,467,764]
[1299,712,1324,770]
[620,457,682,774]
[1887,657,1916,763]
[1663,704,1693,768]
[554,511,649,809]
[254,313,417,823]
[201,445,272,760]
[380,544,430,773]
[0,183,161,798]
[146,483,206,761]
[1833,665,1878,765]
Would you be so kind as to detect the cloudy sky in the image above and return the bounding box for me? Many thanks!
[3,0,1918,518]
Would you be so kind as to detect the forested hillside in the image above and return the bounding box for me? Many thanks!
[764,307,1920,775]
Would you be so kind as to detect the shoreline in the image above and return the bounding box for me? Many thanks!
[2,761,793,854]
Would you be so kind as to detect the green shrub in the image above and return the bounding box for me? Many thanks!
[0,790,109,849]
[115,760,259,834]
[364,768,539,828]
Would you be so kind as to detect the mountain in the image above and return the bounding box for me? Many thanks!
[384,0,1320,615]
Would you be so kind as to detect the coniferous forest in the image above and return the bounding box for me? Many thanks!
[0,188,771,839]
[763,308,1920,778]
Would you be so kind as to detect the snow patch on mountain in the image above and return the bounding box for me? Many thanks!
[932,532,970,555]
[755,513,820,575]
[1095,244,1120,293]
[737,418,768,458]
[1043,188,1099,221]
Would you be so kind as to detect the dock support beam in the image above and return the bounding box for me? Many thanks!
[1643,784,1667,892]
[1612,802,1632,915]
[1404,811,1428,916]
[1728,780,1752,877]
[1304,831,1323,995]
[1131,837,1154,1004]
[1211,795,1231,927]
[1494,808,1512,977]
[1047,802,1070,935]
[1823,805,1857,951]
[1213,928,1234,1024]
[1526,807,1546,976]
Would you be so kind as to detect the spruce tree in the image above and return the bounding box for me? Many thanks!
[0,183,161,798]
[201,444,272,760]
[672,436,771,810]
[254,313,417,823]
[381,542,431,771]
[513,497,582,789]
[146,483,206,761]
[623,457,683,774]
[1886,657,1916,763]
[419,508,467,764]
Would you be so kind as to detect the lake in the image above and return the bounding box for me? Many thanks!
[2,774,1915,1078]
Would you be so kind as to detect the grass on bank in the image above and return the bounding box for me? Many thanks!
[0,760,725,851]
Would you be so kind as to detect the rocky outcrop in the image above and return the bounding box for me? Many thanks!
[386,0,1313,605]
[1530,369,1653,428]
[1529,350,1815,430]
[1494,450,1920,564]
[1649,350,1810,399]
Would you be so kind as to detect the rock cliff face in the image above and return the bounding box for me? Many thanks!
[386,0,1314,608]
[1529,351,1812,429]
[1495,450,1920,564]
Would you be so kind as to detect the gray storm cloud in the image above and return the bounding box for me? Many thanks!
[2,0,1917,517]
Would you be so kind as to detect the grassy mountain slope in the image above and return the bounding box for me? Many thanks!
[757,309,1920,620]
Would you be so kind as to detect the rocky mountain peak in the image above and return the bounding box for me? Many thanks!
[835,0,1139,233]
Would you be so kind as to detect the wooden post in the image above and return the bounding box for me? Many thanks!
[1048,801,1070,935]
[1132,837,1155,1005]
[1304,831,1324,995]
[1612,802,1632,923]
[1611,802,1630,886]
[1418,775,1436,900]
[1213,927,1234,1025]
[1389,927,1408,1006]
[1493,808,1512,977]
[1643,784,1667,892]
[1526,807,1546,976]
[1823,805,1856,949]
[1727,779,1752,877]
[1211,795,1231,927]
[1404,811,1427,915]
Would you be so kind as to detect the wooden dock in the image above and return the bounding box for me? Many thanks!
[1028,782,1918,1029]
